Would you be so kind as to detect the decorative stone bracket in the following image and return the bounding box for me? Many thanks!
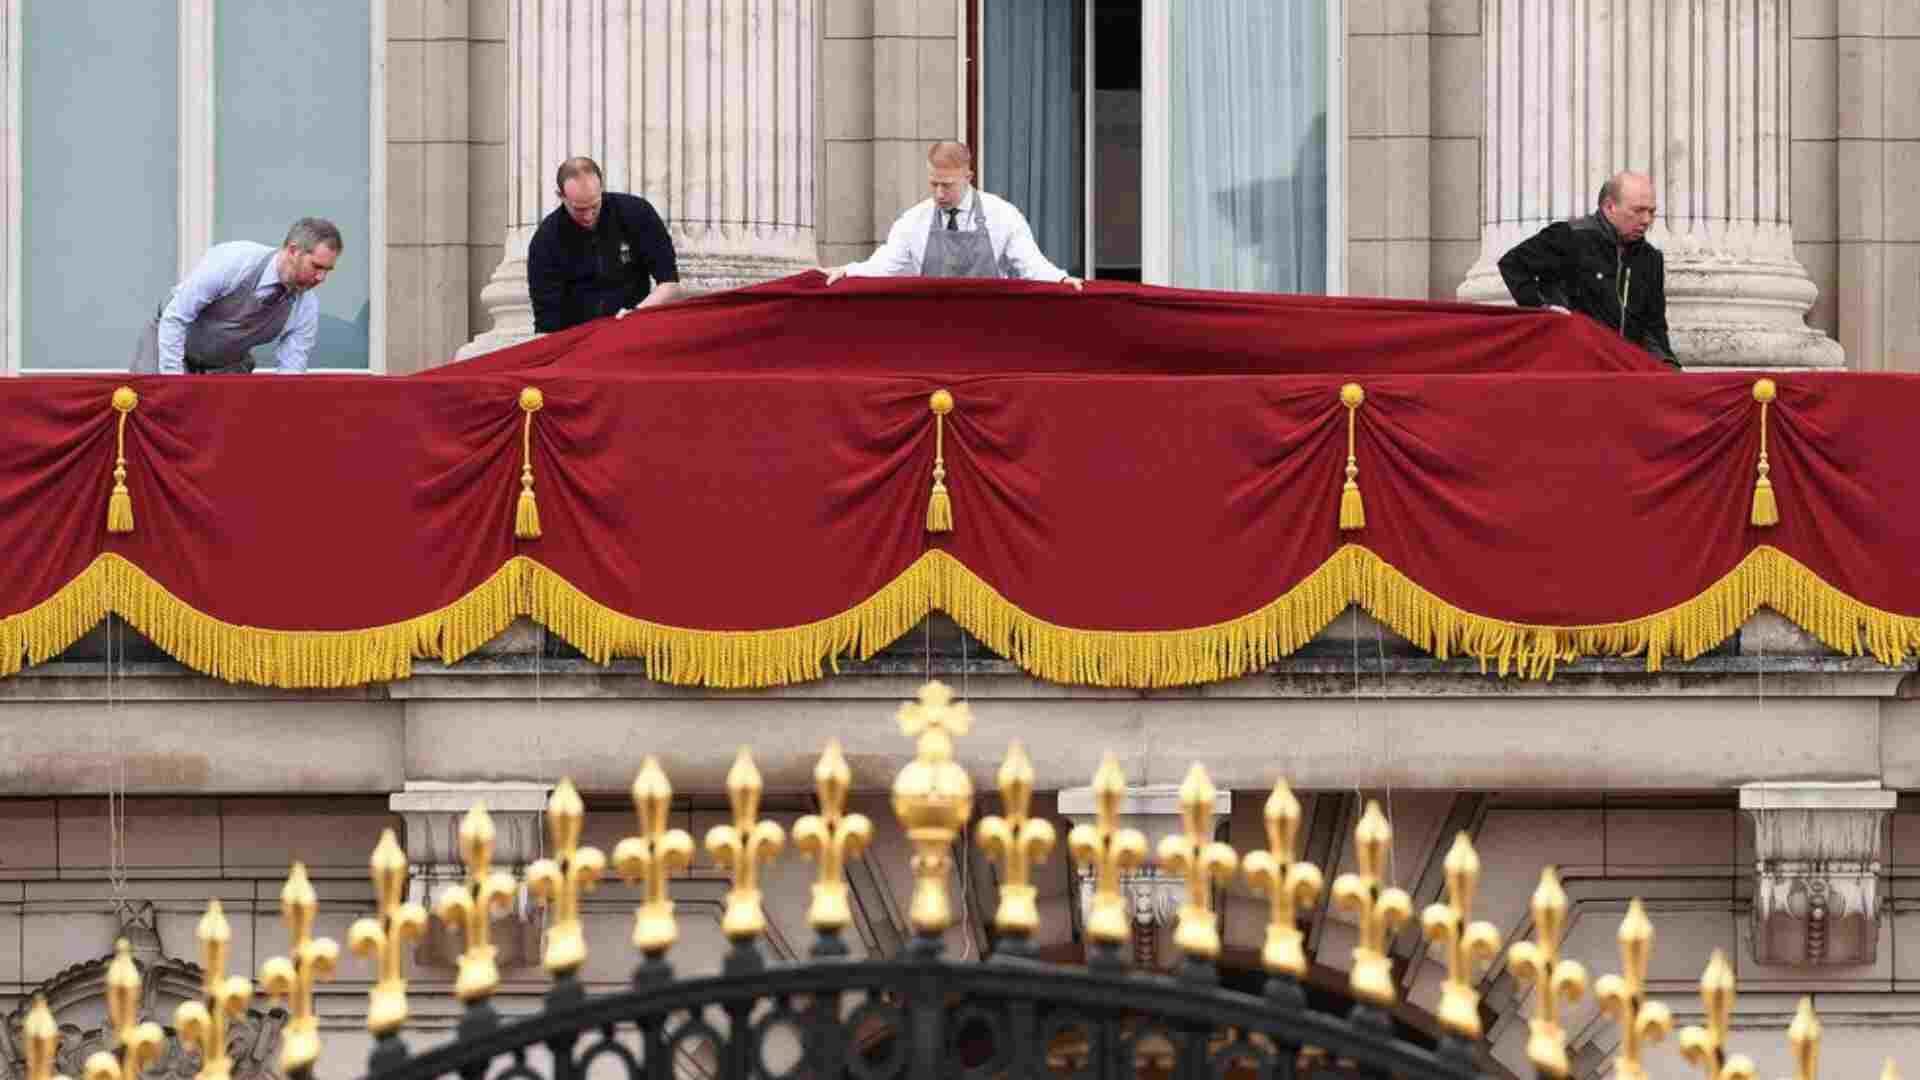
[1058,783,1232,970]
[389,782,550,973]
[1739,782,1896,966]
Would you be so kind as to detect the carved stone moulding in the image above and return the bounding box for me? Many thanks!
[389,782,550,974]
[1739,781,1896,966]
[1058,782,1233,970]
[0,904,286,1080]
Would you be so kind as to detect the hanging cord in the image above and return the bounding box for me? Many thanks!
[1377,617,1396,886]
[1350,610,1364,809]
[1751,379,1780,527]
[107,616,129,902]
[957,630,974,961]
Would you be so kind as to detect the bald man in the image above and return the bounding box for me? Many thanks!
[823,141,1082,290]
[1498,171,1678,368]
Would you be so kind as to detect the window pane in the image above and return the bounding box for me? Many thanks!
[216,0,372,369]
[1093,0,1142,281]
[981,0,1084,276]
[1169,0,1328,293]
[22,0,178,370]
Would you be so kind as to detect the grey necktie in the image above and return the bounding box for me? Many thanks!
[944,208,959,231]
[264,283,288,306]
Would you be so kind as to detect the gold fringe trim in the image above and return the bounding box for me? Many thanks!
[0,554,524,686]
[3,546,1919,688]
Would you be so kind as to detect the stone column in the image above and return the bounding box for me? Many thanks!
[1457,0,1843,369]
[1056,784,1231,971]
[1739,781,1895,966]
[459,0,818,360]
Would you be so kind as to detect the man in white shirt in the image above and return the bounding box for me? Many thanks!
[823,142,1083,290]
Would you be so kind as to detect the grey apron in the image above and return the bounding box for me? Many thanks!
[919,194,1003,278]
[131,248,297,374]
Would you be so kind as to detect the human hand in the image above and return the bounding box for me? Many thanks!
[822,266,849,286]
[1545,304,1570,314]
[614,307,632,319]
[1062,276,1084,292]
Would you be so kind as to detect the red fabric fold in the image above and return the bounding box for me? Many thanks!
[430,275,1670,377]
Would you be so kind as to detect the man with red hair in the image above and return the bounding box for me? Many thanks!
[823,141,1082,290]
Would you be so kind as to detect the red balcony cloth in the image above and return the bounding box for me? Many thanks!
[1,279,1912,688]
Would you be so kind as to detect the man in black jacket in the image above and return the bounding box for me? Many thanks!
[1498,171,1679,368]
[528,157,684,333]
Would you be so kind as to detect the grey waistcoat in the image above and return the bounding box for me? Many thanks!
[131,249,296,374]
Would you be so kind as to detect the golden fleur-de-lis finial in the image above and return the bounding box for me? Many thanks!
[81,940,166,1080]
[705,749,786,944]
[1679,950,1757,1080]
[1066,754,1149,948]
[1156,764,1238,963]
[174,899,255,1080]
[1506,867,1589,1077]
[24,998,69,1080]
[348,828,430,1035]
[793,741,874,943]
[1596,899,1675,1080]
[1242,781,1324,980]
[891,681,976,939]
[1784,997,1819,1080]
[1331,800,1412,1007]
[527,778,607,975]
[612,758,695,960]
[260,863,340,1074]
[1419,833,1502,1038]
[978,741,1057,944]
[432,806,518,1002]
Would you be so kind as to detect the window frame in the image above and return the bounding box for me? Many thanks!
[967,0,1347,294]
[2,0,387,375]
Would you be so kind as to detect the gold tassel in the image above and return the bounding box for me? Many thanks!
[927,389,954,533]
[516,387,544,540]
[1339,383,1365,531]
[1751,378,1779,527]
[107,386,138,534]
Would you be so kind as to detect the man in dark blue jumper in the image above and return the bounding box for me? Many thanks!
[527,157,684,333]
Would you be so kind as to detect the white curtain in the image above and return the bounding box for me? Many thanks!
[983,0,1084,275]
[1169,0,1328,293]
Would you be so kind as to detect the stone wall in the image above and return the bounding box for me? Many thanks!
[383,0,508,374]
[1826,0,1920,370]
[819,0,961,272]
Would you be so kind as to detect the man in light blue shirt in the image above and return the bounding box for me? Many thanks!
[130,218,341,374]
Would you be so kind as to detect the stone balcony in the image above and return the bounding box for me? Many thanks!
[4,610,1914,797]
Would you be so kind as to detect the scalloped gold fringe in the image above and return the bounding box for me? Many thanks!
[3,547,1918,688]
